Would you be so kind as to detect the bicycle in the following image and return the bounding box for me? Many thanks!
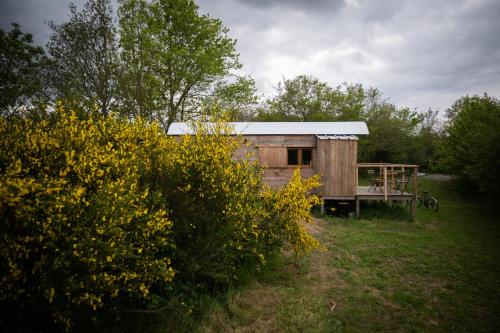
[417,190,439,212]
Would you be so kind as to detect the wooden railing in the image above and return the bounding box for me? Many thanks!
[357,163,419,201]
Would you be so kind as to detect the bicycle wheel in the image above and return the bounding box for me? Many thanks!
[426,197,439,212]
[417,195,423,208]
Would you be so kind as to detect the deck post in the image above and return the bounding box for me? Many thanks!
[383,166,388,201]
[391,166,394,192]
[356,198,360,219]
[413,167,418,198]
[320,201,325,215]
[410,166,418,221]
[410,198,416,221]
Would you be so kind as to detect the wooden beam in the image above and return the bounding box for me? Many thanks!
[356,198,360,219]
[413,166,418,198]
[357,163,419,168]
[391,165,394,192]
[384,166,388,201]
[411,166,418,221]
[355,163,358,191]
[410,198,416,221]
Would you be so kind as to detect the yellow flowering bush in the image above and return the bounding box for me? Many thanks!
[0,108,321,330]
[261,169,323,253]
[0,109,175,329]
[162,121,270,288]
[162,121,322,289]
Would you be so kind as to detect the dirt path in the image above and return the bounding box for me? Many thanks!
[420,174,455,181]
[201,217,337,332]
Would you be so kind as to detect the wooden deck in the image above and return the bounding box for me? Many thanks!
[356,163,418,221]
[320,162,419,221]
[356,186,413,200]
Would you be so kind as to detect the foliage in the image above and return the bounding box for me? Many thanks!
[261,169,322,253]
[359,96,421,163]
[262,75,335,121]
[258,76,367,122]
[408,108,443,171]
[46,0,119,116]
[162,119,268,289]
[205,75,259,121]
[0,108,321,330]
[441,94,500,193]
[116,0,157,121]
[0,107,175,330]
[0,23,46,116]
[118,0,240,130]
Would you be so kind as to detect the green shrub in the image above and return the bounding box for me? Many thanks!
[0,108,321,330]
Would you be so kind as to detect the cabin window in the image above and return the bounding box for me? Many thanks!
[287,148,299,165]
[287,148,313,166]
[302,149,312,165]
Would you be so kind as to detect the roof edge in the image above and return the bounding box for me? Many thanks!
[168,121,369,135]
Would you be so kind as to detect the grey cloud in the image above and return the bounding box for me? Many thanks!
[357,0,406,22]
[1,0,499,112]
[236,0,345,13]
[0,0,115,46]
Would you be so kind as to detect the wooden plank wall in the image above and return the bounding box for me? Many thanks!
[233,146,258,162]
[257,147,287,168]
[233,135,358,194]
[316,139,329,195]
[317,139,357,197]
[234,135,317,189]
[262,167,316,189]
[243,135,316,147]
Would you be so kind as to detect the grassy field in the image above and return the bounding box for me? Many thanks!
[195,178,500,332]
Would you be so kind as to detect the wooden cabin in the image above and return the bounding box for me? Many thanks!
[168,122,369,199]
[168,122,419,221]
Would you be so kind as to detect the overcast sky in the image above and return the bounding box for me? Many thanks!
[1,0,499,112]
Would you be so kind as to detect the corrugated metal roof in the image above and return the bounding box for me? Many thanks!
[316,135,359,140]
[167,122,369,135]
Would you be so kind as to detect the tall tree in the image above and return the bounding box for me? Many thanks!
[118,0,240,131]
[359,100,421,163]
[117,0,157,121]
[0,23,46,116]
[264,75,335,121]
[46,0,118,116]
[442,94,500,193]
[410,108,443,171]
[358,88,421,163]
[204,75,259,121]
[259,75,366,121]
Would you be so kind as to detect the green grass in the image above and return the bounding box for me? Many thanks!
[195,178,500,332]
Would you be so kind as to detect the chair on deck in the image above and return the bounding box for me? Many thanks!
[394,172,411,193]
[368,169,382,192]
